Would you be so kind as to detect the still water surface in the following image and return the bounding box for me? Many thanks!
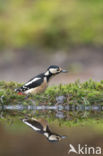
[0,104,103,156]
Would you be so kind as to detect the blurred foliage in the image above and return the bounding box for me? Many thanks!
[0,0,103,50]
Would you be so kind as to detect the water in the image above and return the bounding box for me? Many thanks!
[0,104,102,119]
[1,104,102,111]
[0,104,103,156]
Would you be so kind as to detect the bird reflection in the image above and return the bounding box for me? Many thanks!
[23,118,66,143]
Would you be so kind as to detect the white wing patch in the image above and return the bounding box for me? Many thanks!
[44,132,49,138]
[23,119,41,131]
[25,77,41,86]
[44,71,49,76]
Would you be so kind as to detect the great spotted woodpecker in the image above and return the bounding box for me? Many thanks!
[15,65,67,95]
[23,118,66,142]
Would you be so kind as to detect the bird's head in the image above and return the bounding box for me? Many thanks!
[48,134,66,142]
[56,135,66,141]
[45,65,67,76]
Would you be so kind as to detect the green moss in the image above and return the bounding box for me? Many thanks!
[0,80,103,126]
[1,80,103,106]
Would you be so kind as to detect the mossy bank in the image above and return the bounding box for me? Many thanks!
[0,80,103,106]
[0,80,103,128]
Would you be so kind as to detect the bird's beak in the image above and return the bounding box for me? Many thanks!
[61,135,67,139]
[61,69,68,73]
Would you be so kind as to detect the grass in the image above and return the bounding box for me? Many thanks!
[0,79,103,124]
[0,0,103,50]
[1,79,103,106]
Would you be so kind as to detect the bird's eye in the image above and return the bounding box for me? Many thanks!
[57,68,60,71]
[56,136,60,140]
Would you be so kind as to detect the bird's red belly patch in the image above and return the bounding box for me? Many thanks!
[17,92,25,96]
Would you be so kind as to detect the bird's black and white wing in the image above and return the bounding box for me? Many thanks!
[43,125,52,139]
[45,125,51,134]
[23,118,66,143]
[23,119,44,134]
[15,73,44,93]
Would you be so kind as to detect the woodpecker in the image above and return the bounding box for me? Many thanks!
[15,65,67,95]
[23,118,66,142]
